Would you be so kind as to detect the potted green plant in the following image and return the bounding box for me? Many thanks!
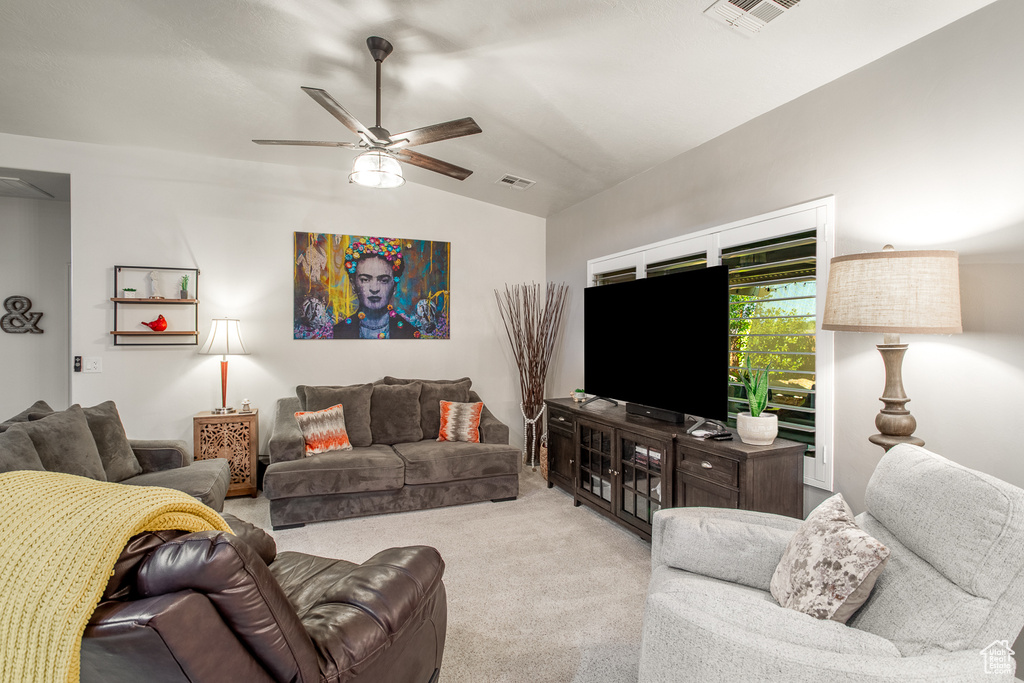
[736,356,777,445]
[572,388,586,402]
[178,274,189,299]
[121,287,136,299]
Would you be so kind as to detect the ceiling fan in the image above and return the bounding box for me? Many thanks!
[254,36,482,188]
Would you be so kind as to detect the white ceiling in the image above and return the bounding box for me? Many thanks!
[0,0,999,217]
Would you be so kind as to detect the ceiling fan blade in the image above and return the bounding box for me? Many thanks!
[252,139,362,149]
[300,87,380,144]
[393,149,473,181]
[388,118,482,149]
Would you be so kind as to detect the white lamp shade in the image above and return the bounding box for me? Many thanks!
[199,318,249,356]
[349,149,405,189]
[822,248,962,334]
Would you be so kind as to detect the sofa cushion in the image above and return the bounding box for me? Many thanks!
[0,399,53,432]
[392,440,520,485]
[299,384,373,447]
[294,404,353,455]
[121,458,230,512]
[0,427,46,473]
[424,380,473,439]
[81,401,142,482]
[771,493,889,623]
[645,565,902,660]
[383,376,471,388]
[383,376,472,440]
[370,383,423,445]
[437,400,483,443]
[263,445,405,500]
[17,405,107,480]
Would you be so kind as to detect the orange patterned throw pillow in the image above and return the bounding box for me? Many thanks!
[437,400,483,443]
[294,403,353,456]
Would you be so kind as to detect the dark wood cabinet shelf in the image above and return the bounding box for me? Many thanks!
[545,397,805,540]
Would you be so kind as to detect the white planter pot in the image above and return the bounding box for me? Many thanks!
[736,412,778,446]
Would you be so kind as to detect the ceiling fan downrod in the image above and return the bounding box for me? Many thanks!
[366,36,393,131]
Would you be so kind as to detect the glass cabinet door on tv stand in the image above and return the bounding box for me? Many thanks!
[575,418,613,512]
[616,429,668,534]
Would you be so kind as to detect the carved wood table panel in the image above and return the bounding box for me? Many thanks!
[193,410,259,497]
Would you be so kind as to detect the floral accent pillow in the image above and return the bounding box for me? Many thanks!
[770,493,890,623]
[294,404,353,456]
[437,401,484,443]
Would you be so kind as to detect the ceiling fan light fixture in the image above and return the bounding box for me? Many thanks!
[349,148,405,188]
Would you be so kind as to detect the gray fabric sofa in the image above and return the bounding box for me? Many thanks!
[264,377,521,529]
[638,444,1024,682]
[0,400,229,511]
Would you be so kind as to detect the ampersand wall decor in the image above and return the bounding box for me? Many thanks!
[1,296,44,334]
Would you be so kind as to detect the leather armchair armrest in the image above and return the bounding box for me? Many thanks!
[268,397,305,464]
[129,439,192,472]
[138,531,319,683]
[651,507,801,592]
[83,592,276,683]
[469,391,509,445]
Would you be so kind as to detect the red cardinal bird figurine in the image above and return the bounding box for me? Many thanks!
[141,315,168,332]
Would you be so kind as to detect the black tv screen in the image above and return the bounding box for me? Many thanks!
[583,266,729,422]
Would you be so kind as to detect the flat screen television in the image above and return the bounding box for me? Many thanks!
[583,265,729,423]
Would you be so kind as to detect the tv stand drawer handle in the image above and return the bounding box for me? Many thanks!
[557,416,565,422]
[701,460,714,469]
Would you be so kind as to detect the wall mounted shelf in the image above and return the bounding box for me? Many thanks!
[111,265,200,346]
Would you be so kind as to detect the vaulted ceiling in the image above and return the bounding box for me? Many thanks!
[0,0,999,216]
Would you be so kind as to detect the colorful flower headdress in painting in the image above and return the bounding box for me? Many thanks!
[344,236,405,279]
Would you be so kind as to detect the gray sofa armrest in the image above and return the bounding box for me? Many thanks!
[268,397,305,464]
[651,507,802,592]
[469,391,509,445]
[130,439,192,472]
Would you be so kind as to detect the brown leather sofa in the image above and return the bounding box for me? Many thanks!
[81,514,447,683]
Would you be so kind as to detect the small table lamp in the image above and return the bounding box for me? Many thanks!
[199,318,249,414]
[822,246,961,450]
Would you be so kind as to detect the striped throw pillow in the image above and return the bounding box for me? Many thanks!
[437,400,483,443]
[294,403,353,456]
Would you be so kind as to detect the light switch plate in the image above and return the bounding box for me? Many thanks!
[82,356,102,373]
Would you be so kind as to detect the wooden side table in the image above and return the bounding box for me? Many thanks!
[193,410,259,498]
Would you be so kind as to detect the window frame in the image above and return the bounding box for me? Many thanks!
[587,197,835,491]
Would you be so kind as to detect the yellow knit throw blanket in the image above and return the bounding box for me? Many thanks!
[0,470,231,683]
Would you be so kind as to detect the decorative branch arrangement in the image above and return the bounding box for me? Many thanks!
[495,282,569,467]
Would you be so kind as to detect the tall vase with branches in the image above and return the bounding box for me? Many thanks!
[495,282,569,468]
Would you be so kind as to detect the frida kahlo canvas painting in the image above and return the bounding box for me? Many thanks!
[294,232,450,340]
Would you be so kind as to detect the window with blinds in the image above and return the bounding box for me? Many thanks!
[644,254,707,277]
[721,230,816,448]
[593,266,637,286]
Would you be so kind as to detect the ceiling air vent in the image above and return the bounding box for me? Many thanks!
[704,0,801,34]
[495,174,536,191]
[0,177,54,200]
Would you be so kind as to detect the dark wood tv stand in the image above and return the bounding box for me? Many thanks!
[545,398,805,540]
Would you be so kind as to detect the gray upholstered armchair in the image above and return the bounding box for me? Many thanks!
[638,444,1024,682]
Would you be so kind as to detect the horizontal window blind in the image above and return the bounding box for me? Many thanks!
[723,230,816,449]
[593,267,637,286]
[645,254,707,278]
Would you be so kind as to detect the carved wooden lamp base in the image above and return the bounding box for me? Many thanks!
[869,335,925,452]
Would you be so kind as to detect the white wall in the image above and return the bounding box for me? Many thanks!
[547,0,1024,515]
[0,134,545,449]
[0,196,70,417]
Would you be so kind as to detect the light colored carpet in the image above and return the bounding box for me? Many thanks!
[225,468,652,683]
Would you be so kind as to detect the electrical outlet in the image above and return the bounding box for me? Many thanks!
[82,356,102,373]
